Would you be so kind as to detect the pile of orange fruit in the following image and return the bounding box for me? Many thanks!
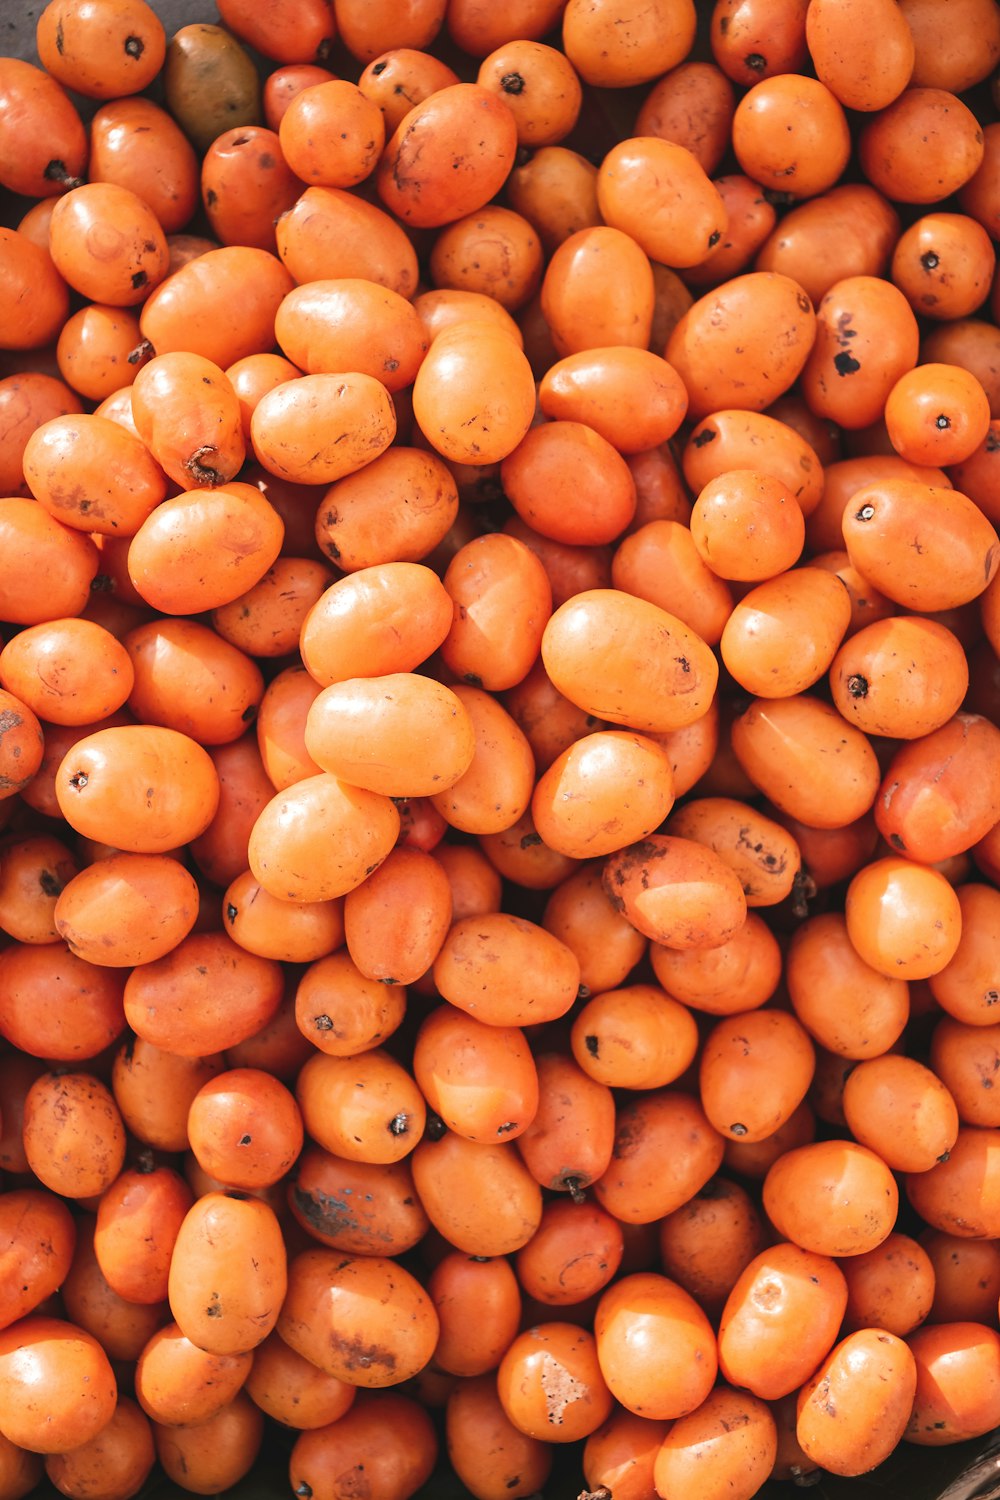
[1,1,1000,1497]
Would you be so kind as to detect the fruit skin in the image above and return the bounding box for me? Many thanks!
[164,24,261,154]
[7,9,1000,1494]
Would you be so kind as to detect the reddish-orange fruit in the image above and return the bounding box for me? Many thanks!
[515,1198,624,1307]
[0,498,99,624]
[807,0,915,109]
[23,412,168,537]
[429,205,544,311]
[731,694,881,831]
[413,1007,538,1144]
[93,1164,192,1307]
[411,1131,543,1257]
[296,1049,426,1165]
[699,1009,815,1144]
[602,835,748,951]
[830,616,969,740]
[54,852,199,967]
[290,1394,437,1500]
[49,183,169,306]
[658,1177,766,1319]
[497,1324,613,1443]
[289,1147,428,1259]
[541,589,718,734]
[842,1055,959,1174]
[275,278,427,392]
[0,689,44,801]
[763,1140,899,1256]
[597,136,727,270]
[594,1091,724,1226]
[905,1127,1000,1240]
[434,912,581,1028]
[244,1332,356,1430]
[786,911,910,1058]
[89,96,199,236]
[446,1372,552,1500]
[359,50,459,136]
[0,1190,76,1332]
[541,225,655,355]
[654,1384,778,1500]
[251,372,397,486]
[649,912,783,1017]
[718,1242,848,1400]
[130,353,246,493]
[413,322,536,467]
[922,1233,1000,1323]
[248,773,400,903]
[37,0,166,97]
[43,1395,155,1500]
[187,1067,304,1189]
[583,1409,669,1500]
[278,1249,439,1387]
[840,1233,936,1336]
[875,713,1000,865]
[666,272,816,420]
[305,673,475,798]
[124,931,283,1058]
[344,845,451,985]
[139,246,293,369]
[846,856,963,980]
[377,84,517,228]
[22,1070,126,1201]
[276,184,418,294]
[0,227,71,351]
[570,984,699,1091]
[516,1052,616,1198]
[427,1253,522,1378]
[665,796,802,907]
[278,80,385,188]
[612,518,733,646]
[0,1316,117,1455]
[905,1322,1000,1444]
[0,371,84,494]
[441,531,554,689]
[562,0,696,86]
[152,1391,263,1492]
[594,1272,717,1420]
[532,731,675,860]
[0,832,79,945]
[293,949,405,1058]
[797,1330,917,1475]
[0,58,88,198]
[858,88,985,205]
[635,61,735,174]
[733,74,850,199]
[168,1192,287,1356]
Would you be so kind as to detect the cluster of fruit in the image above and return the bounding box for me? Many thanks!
[2,1,1000,1498]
